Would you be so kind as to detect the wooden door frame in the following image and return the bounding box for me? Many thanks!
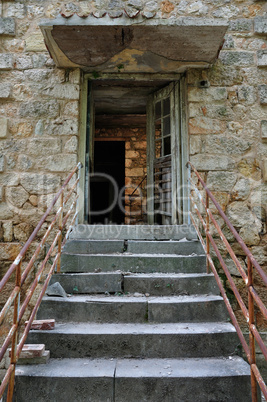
[146,77,189,225]
[77,72,188,224]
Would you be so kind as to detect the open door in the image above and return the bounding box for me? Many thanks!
[85,82,95,223]
[147,81,183,225]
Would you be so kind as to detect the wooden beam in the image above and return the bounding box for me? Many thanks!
[95,114,146,128]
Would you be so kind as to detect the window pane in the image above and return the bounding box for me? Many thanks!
[155,101,161,120]
[163,116,170,136]
[163,97,170,116]
[163,136,171,156]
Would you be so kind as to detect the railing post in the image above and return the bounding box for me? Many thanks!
[206,193,210,273]
[7,260,21,401]
[57,193,64,273]
[248,258,258,402]
[75,163,82,226]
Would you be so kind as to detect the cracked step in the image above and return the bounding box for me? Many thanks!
[61,253,206,274]
[13,357,251,402]
[37,294,228,323]
[27,322,239,359]
[69,224,198,241]
[123,273,220,296]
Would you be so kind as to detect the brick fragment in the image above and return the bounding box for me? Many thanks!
[25,319,55,331]
[9,344,45,359]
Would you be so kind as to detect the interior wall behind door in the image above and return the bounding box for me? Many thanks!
[95,127,147,224]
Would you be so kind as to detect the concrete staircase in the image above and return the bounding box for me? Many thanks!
[13,225,252,401]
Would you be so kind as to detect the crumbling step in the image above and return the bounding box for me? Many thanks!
[62,239,204,256]
[27,322,239,359]
[69,224,198,241]
[61,253,206,274]
[114,357,251,402]
[123,273,219,296]
[127,240,204,255]
[49,273,122,294]
[63,240,125,254]
[13,357,251,402]
[36,295,228,323]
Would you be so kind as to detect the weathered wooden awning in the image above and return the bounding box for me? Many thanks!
[40,15,228,73]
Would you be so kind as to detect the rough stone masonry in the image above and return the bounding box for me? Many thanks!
[0,0,266,329]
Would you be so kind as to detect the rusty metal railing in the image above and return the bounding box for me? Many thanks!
[0,162,83,401]
[187,161,267,402]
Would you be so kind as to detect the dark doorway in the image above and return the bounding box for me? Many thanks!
[90,141,125,224]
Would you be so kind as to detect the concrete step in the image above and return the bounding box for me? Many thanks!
[61,253,206,274]
[62,239,204,256]
[27,322,239,359]
[49,273,123,294]
[123,273,220,296]
[63,240,125,254]
[13,357,251,402]
[36,294,228,323]
[69,224,198,240]
[127,239,204,255]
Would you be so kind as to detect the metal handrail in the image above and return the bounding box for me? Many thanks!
[129,174,147,223]
[187,161,267,402]
[0,162,83,401]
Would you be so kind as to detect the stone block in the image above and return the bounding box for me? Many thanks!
[3,221,13,242]
[44,154,77,172]
[0,17,15,35]
[263,160,267,182]
[64,136,78,153]
[0,117,8,138]
[239,224,261,247]
[0,54,13,70]
[238,86,256,105]
[25,32,47,52]
[254,17,267,35]
[188,87,227,102]
[0,83,12,99]
[189,118,226,134]
[27,138,61,156]
[13,223,33,242]
[190,154,235,171]
[231,178,251,201]
[16,55,33,70]
[226,201,255,228]
[220,51,254,66]
[19,101,59,118]
[42,84,80,100]
[6,186,29,208]
[46,119,78,136]
[20,173,61,194]
[0,155,4,172]
[6,3,25,19]
[258,85,267,105]
[261,121,267,141]
[229,19,253,32]
[0,242,20,260]
[257,50,267,68]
